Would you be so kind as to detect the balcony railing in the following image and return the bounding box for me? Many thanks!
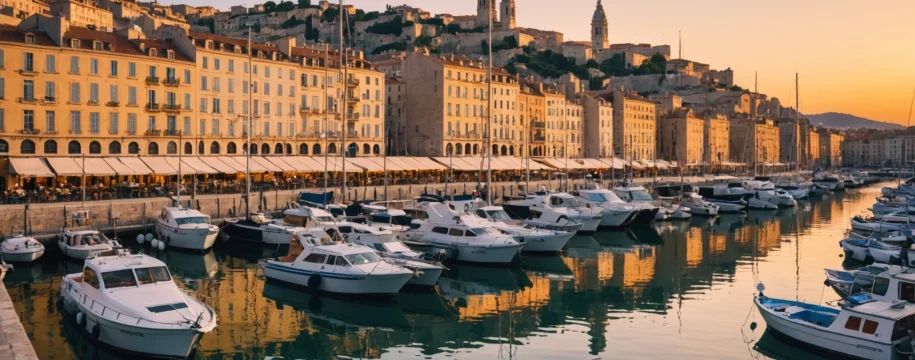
[18,97,37,104]
[346,96,359,104]
[19,128,40,135]
[346,113,360,121]
[87,100,99,106]
[145,77,160,85]
[126,130,136,136]
[42,97,57,104]
[448,132,480,140]
[146,103,161,112]
[106,101,119,107]
[346,78,359,87]
[18,69,36,76]
[532,121,546,128]
[346,131,360,139]
[163,104,181,113]
[164,129,182,136]
[145,129,161,136]
[164,78,180,87]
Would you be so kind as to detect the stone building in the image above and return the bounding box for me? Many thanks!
[0,0,49,19]
[475,0,497,28]
[610,88,656,160]
[590,0,608,51]
[842,139,885,168]
[658,108,704,166]
[729,116,779,166]
[543,83,568,157]
[562,100,584,158]
[490,71,521,156]
[520,80,546,157]
[500,0,515,30]
[581,94,613,158]
[50,0,113,31]
[702,111,729,166]
[818,129,843,168]
[384,76,406,155]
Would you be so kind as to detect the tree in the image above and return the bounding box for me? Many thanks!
[297,0,311,8]
[263,1,277,12]
[445,23,462,33]
[365,16,404,36]
[322,7,338,22]
[282,15,305,28]
[304,15,318,40]
[277,1,295,11]
[481,40,489,55]
[586,59,599,69]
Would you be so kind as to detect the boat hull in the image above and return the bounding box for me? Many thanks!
[58,243,114,260]
[708,200,745,213]
[0,248,43,263]
[840,240,871,262]
[156,223,219,251]
[263,261,412,295]
[517,231,573,253]
[597,209,637,228]
[220,221,295,245]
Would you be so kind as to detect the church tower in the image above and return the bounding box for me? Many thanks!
[591,0,609,50]
[500,0,515,30]
[476,0,498,28]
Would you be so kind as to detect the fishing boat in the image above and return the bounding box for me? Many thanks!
[58,252,217,358]
[154,207,219,251]
[754,284,915,360]
[58,229,121,260]
[851,216,911,234]
[403,202,523,264]
[0,234,44,263]
[262,229,414,295]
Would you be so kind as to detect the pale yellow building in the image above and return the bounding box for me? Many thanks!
[658,108,704,166]
[819,129,843,168]
[490,72,521,156]
[702,111,729,166]
[0,0,49,19]
[50,0,113,31]
[611,88,656,160]
[563,100,584,158]
[842,139,884,168]
[729,116,780,166]
[543,84,567,157]
[582,94,613,158]
[520,80,546,157]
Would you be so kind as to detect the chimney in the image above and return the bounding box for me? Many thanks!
[275,36,295,56]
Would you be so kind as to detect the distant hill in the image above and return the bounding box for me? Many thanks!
[807,112,904,130]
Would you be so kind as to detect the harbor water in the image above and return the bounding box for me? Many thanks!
[3,184,881,359]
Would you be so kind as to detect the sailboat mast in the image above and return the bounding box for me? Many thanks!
[177,132,182,207]
[245,26,252,217]
[485,0,493,205]
[339,0,348,203]
[795,73,800,178]
[81,154,86,205]
[323,43,329,205]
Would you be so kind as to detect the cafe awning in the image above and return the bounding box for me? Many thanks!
[198,157,237,174]
[104,158,138,176]
[82,157,117,176]
[9,158,55,177]
[285,156,321,172]
[215,157,247,172]
[180,157,219,174]
[116,157,153,175]
[45,157,84,176]
[229,157,266,172]
[263,157,299,172]
[140,157,178,175]
[346,157,381,172]
[162,157,196,175]
[251,157,283,172]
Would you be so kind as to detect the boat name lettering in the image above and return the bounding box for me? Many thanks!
[119,329,145,337]
[855,344,881,353]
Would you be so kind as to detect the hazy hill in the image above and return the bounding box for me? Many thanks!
[807,112,904,130]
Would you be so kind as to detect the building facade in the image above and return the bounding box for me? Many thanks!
[582,94,612,158]
[658,108,704,166]
[703,111,729,166]
[611,89,656,160]
[729,117,779,166]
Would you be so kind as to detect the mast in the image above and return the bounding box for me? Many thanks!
[177,132,182,207]
[485,0,493,205]
[795,73,800,179]
[81,154,86,205]
[323,43,329,205]
[339,0,348,203]
[245,25,252,218]
[525,101,530,192]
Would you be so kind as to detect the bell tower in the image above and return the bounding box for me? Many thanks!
[476,0,498,28]
[500,0,515,30]
[591,0,609,50]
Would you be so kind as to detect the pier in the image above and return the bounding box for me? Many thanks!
[0,282,38,360]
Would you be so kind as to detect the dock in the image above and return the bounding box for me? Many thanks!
[0,281,38,360]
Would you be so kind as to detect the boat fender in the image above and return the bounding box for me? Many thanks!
[823,279,831,286]
[144,233,154,242]
[91,324,100,339]
[158,241,166,251]
[307,274,322,291]
[136,234,145,245]
[151,239,159,249]
[76,312,85,327]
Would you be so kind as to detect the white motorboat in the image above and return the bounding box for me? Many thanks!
[154,207,219,251]
[469,206,574,253]
[746,192,779,210]
[0,234,44,263]
[696,183,748,213]
[573,188,642,228]
[814,174,846,191]
[654,184,718,217]
[611,184,665,222]
[824,264,898,298]
[743,180,797,208]
[875,210,915,224]
[755,285,915,360]
[403,203,524,264]
[775,181,811,200]
[851,216,911,234]
[58,252,217,358]
[504,192,603,233]
[263,228,414,295]
[58,229,121,260]
[220,212,307,245]
[840,238,900,263]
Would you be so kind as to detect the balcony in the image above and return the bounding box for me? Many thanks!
[41,97,57,105]
[145,77,160,85]
[109,129,119,135]
[45,130,58,135]
[19,128,40,135]
[346,78,359,87]
[145,103,161,112]
[345,113,360,121]
[18,97,37,104]
[106,101,119,107]
[346,131,361,139]
[126,130,136,136]
[87,100,99,106]
[164,129,182,136]
[346,96,359,104]
[145,129,161,136]
[299,107,311,115]
[18,69,36,76]
[448,132,480,140]
[300,83,309,89]
[163,104,181,113]
[164,78,180,87]
[532,121,545,128]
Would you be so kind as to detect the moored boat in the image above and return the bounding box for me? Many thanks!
[0,234,44,263]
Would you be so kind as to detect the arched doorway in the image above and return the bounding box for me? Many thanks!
[89,141,101,154]
[166,141,177,154]
[313,144,322,155]
[285,143,292,155]
[274,143,282,154]
[198,141,204,155]
[362,144,370,155]
[445,143,454,155]
[372,144,380,155]
[472,144,479,155]
[128,142,139,154]
[184,142,193,154]
[249,144,257,155]
[109,141,121,154]
[347,142,358,157]
[492,144,498,156]
[455,143,463,155]
[500,145,507,156]
[464,143,471,155]
[261,143,270,155]
[210,141,221,154]
[328,143,337,154]
[300,144,309,155]
[509,146,515,156]
[20,140,35,154]
[0,139,8,154]
[44,140,58,154]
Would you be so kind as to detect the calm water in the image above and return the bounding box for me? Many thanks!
[4,185,883,359]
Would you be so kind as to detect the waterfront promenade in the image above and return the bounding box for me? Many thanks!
[0,282,37,360]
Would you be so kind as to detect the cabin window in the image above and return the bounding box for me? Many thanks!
[102,269,138,289]
[302,253,326,263]
[432,227,448,235]
[135,266,171,284]
[873,277,890,296]
[465,229,480,237]
[448,228,464,236]
[893,315,915,340]
[845,316,862,331]
[325,255,337,265]
[901,282,915,302]
[346,252,382,265]
[338,226,352,233]
[372,243,386,252]
[334,256,349,266]
[862,320,879,334]
[83,268,100,289]
[475,209,487,218]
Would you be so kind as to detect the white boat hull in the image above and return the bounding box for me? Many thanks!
[755,297,898,360]
[748,198,778,210]
[685,204,718,217]
[708,201,745,213]
[1,249,44,263]
[788,189,809,200]
[851,221,907,233]
[454,243,522,264]
[575,217,601,232]
[841,240,871,262]
[517,231,573,252]
[156,225,219,251]
[408,266,443,286]
[58,243,114,260]
[597,209,635,228]
[870,247,898,264]
[263,262,412,295]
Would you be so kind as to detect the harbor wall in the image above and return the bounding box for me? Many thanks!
[0,283,39,359]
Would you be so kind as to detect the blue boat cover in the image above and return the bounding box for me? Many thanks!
[846,293,875,305]
[299,191,334,205]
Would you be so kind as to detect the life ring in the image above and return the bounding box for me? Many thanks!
[91,324,100,339]
[307,274,322,291]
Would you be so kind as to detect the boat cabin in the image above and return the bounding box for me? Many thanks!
[159,207,210,226]
[60,230,111,247]
[73,254,174,293]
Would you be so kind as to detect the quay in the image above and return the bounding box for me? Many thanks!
[0,282,38,360]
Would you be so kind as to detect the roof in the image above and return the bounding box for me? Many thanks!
[561,41,592,47]
[87,253,167,273]
[0,25,55,47]
[846,299,915,320]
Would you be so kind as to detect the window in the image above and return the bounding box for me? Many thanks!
[202,56,208,69]
[22,52,33,72]
[901,282,915,302]
[302,253,327,263]
[45,111,55,132]
[212,119,219,135]
[22,80,34,100]
[128,114,136,133]
[228,59,234,72]
[128,62,136,77]
[334,256,348,266]
[70,82,80,103]
[89,83,98,103]
[345,253,382,265]
[147,116,156,131]
[102,270,137,289]
[199,98,207,113]
[873,277,890,296]
[45,81,55,100]
[128,86,136,105]
[69,56,78,74]
[199,119,206,135]
[228,79,234,93]
[184,117,190,135]
[70,111,81,133]
[448,228,464,236]
[110,60,118,76]
[0,49,3,68]
[214,58,220,70]
[184,93,191,110]
[432,227,448,235]
[89,113,99,134]
[201,76,208,91]
[184,69,190,84]
[44,55,55,73]
[44,140,57,154]
[90,58,98,74]
[863,320,879,334]
[845,316,862,331]
[23,110,34,130]
[109,85,118,103]
[82,268,99,289]
[109,113,118,133]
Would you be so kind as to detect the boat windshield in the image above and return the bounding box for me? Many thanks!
[314,216,336,222]
[175,216,208,225]
[630,190,653,201]
[470,227,500,235]
[346,252,383,265]
[134,266,172,285]
[486,210,512,221]
[585,192,609,203]
[102,269,138,289]
[551,196,581,208]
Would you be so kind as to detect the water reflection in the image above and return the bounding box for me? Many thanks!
[2,184,889,359]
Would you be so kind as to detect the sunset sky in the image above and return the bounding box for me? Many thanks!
[164,0,915,125]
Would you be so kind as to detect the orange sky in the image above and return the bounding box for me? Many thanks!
[173,0,915,124]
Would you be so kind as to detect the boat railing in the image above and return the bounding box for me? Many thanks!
[72,285,201,328]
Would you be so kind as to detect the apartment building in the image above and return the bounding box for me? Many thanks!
[842,139,885,168]
[520,80,546,157]
[0,0,49,19]
[658,108,704,166]
[818,129,843,167]
[702,111,729,166]
[563,100,583,158]
[344,55,386,156]
[490,73,521,156]
[729,116,780,165]
[50,0,114,31]
[581,94,612,158]
[384,76,406,155]
[543,84,567,157]
[611,88,656,160]
[0,19,194,157]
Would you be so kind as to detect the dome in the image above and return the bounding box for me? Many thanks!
[592,0,607,22]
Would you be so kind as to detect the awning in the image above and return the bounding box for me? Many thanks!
[263,157,299,172]
[82,158,117,176]
[251,157,284,172]
[347,157,382,172]
[230,157,267,172]
[180,157,219,174]
[198,157,237,173]
[162,157,196,175]
[9,158,54,177]
[104,158,139,175]
[286,156,321,172]
[45,157,84,176]
[116,157,153,175]
[214,157,247,172]
[296,157,327,172]
[140,157,178,175]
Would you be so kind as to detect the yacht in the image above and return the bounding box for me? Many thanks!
[58,252,217,358]
[742,180,797,208]
[465,205,574,252]
[611,183,665,221]
[696,183,749,213]
[824,264,899,298]
[814,174,846,191]
[403,202,524,264]
[773,178,811,200]
[154,207,219,251]
[755,287,915,360]
[840,237,900,263]
[220,212,306,245]
[0,234,44,263]
[850,215,911,234]
[263,229,414,295]
[503,192,603,233]
[653,184,719,217]
[58,229,121,260]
